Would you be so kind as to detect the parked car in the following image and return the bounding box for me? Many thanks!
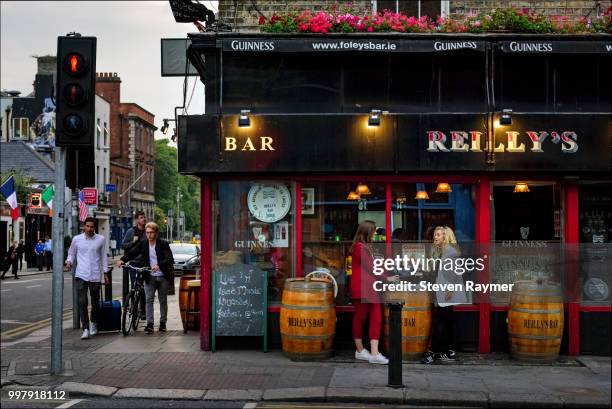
[170,243,200,275]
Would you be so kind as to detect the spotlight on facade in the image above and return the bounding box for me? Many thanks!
[355,183,371,195]
[368,109,381,126]
[346,191,360,200]
[238,110,251,127]
[435,182,452,193]
[161,119,169,134]
[500,109,512,126]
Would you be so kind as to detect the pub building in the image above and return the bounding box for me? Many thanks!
[178,32,611,356]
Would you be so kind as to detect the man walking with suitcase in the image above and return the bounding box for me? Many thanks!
[65,217,109,340]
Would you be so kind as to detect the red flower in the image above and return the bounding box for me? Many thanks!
[258,15,266,25]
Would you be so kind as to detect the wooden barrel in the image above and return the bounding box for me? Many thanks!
[383,290,432,361]
[179,269,199,331]
[280,278,336,361]
[508,279,564,361]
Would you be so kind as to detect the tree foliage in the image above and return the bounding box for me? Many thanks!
[154,139,200,237]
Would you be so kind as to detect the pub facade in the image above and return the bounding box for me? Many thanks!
[178,32,611,356]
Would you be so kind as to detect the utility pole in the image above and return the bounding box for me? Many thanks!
[176,186,181,241]
[51,148,66,374]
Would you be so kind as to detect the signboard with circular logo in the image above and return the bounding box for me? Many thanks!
[248,183,291,223]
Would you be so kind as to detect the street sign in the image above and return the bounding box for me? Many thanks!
[30,193,42,208]
[105,183,116,193]
[81,187,97,205]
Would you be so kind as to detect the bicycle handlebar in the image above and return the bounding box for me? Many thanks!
[124,262,152,272]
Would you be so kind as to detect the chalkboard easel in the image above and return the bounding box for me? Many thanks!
[212,263,268,352]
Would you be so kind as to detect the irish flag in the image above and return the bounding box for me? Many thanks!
[42,184,54,216]
[0,175,19,220]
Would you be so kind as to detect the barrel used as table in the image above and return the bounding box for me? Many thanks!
[383,290,432,361]
[280,278,336,361]
[179,270,200,332]
[507,279,564,361]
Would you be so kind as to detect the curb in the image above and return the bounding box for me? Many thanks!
[4,383,606,408]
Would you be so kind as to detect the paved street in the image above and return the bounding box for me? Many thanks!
[1,268,124,337]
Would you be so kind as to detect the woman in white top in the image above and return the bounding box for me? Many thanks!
[422,226,466,364]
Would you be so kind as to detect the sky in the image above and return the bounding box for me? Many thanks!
[1,1,219,139]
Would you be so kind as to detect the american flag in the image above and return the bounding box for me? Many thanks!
[78,191,88,222]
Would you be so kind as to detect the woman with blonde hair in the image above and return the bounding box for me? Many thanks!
[350,220,389,365]
[421,226,467,364]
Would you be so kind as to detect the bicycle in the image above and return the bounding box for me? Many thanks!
[121,262,151,336]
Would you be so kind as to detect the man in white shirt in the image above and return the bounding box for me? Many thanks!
[65,217,109,340]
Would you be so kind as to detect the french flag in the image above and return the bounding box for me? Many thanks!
[0,175,19,220]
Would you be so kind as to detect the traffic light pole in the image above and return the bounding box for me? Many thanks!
[51,147,66,375]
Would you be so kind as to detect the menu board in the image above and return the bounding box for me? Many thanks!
[212,263,267,338]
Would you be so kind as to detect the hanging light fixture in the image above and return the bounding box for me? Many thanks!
[435,182,452,193]
[346,191,360,200]
[355,183,371,195]
[513,182,530,193]
[415,190,430,200]
[368,109,381,126]
[238,109,251,127]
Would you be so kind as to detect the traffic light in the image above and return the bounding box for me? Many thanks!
[56,35,96,147]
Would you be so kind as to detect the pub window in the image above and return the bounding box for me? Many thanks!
[12,117,29,139]
[496,54,550,111]
[343,57,389,113]
[579,182,612,307]
[223,55,342,113]
[96,118,101,149]
[389,55,434,112]
[437,52,486,112]
[301,182,386,306]
[213,181,295,304]
[103,122,109,148]
[554,55,611,112]
[376,0,444,18]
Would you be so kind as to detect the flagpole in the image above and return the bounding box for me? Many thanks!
[51,147,66,375]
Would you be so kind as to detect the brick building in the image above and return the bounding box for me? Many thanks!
[217,0,611,31]
[96,73,156,248]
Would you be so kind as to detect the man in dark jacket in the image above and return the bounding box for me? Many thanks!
[122,210,147,317]
[17,240,25,271]
[118,222,174,333]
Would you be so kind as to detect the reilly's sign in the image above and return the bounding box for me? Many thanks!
[427,130,579,153]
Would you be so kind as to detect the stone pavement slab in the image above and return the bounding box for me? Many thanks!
[560,393,612,408]
[488,392,563,408]
[203,389,263,401]
[55,381,117,397]
[114,388,205,400]
[405,390,488,407]
[262,387,326,402]
[326,386,403,403]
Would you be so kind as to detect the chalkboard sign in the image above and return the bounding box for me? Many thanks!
[212,263,267,351]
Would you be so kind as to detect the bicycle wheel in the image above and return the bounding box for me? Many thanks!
[131,291,142,331]
[122,293,134,336]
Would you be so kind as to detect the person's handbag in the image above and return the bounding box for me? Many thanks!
[97,285,121,332]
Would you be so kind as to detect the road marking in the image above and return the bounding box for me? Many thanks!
[0,278,48,285]
[1,320,32,324]
[26,285,42,288]
[0,311,72,338]
[56,399,84,408]
[0,289,11,292]
[243,404,258,409]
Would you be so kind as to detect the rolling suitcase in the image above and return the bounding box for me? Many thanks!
[98,286,121,332]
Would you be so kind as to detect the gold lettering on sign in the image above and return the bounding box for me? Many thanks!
[224,136,276,151]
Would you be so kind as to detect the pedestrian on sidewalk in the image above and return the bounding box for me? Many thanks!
[65,217,110,340]
[421,226,467,364]
[1,241,20,279]
[122,210,147,319]
[118,222,174,334]
[350,220,390,365]
[44,235,53,271]
[17,239,25,271]
[34,240,45,271]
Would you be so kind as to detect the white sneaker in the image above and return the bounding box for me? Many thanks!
[369,353,389,365]
[355,348,372,361]
[90,323,98,336]
[81,329,90,340]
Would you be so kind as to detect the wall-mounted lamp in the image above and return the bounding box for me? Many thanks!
[499,109,512,126]
[415,190,430,200]
[355,183,371,195]
[368,109,381,127]
[171,128,177,143]
[238,109,251,127]
[161,119,170,134]
[347,191,360,200]
[435,182,452,193]
[513,182,530,193]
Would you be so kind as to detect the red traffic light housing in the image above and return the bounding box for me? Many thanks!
[56,36,96,147]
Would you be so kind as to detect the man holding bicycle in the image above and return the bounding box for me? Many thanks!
[118,222,174,333]
[65,217,109,340]
[122,210,147,319]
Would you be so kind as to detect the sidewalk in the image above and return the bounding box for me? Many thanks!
[1,287,610,407]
